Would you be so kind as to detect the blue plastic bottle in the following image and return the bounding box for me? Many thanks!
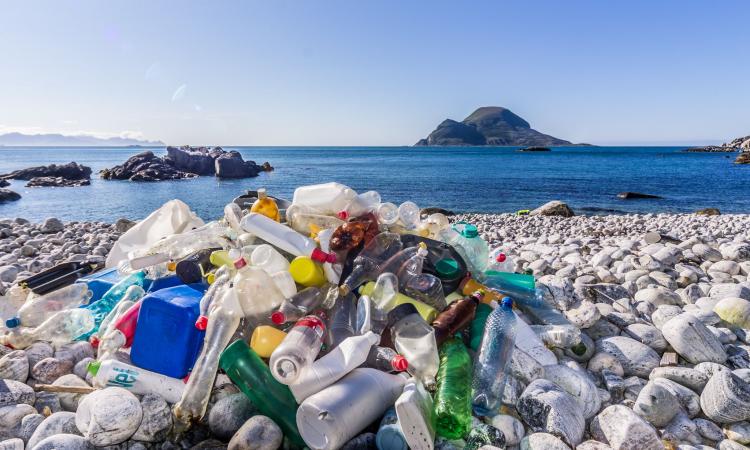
[471,297,516,416]
[77,271,149,340]
[130,285,205,378]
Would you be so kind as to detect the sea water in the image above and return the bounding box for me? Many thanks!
[1,146,748,222]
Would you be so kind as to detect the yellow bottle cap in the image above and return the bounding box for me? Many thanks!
[289,256,327,287]
[210,250,233,268]
[250,326,287,358]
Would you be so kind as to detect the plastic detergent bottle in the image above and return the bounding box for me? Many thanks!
[376,407,407,450]
[249,325,287,358]
[289,331,380,402]
[472,297,516,416]
[296,368,406,450]
[250,188,281,222]
[0,308,94,349]
[272,286,326,325]
[270,315,326,385]
[434,338,472,439]
[289,256,327,287]
[389,304,440,390]
[340,232,404,295]
[432,291,482,346]
[220,340,304,447]
[286,204,345,236]
[88,359,186,404]
[363,346,409,373]
[6,283,93,329]
[240,213,336,264]
[78,270,148,340]
[292,182,357,216]
[395,378,436,450]
[232,257,285,326]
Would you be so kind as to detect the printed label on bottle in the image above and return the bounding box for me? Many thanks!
[296,316,326,337]
[106,367,138,388]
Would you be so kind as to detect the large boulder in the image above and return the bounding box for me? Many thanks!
[0,162,91,180]
[214,151,263,179]
[165,146,219,175]
[530,201,575,217]
[99,151,197,182]
[0,189,21,203]
[661,313,727,364]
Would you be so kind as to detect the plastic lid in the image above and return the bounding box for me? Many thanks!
[337,210,349,220]
[500,297,513,309]
[435,258,460,278]
[387,303,419,326]
[5,317,20,328]
[496,253,507,263]
[391,355,408,372]
[460,224,478,238]
[290,257,327,286]
[234,257,248,270]
[310,247,337,264]
[270,311,286,325]
[195,315,208,330]
[90,336,100,348]
[87,360,101,376]
[257,188,267,199]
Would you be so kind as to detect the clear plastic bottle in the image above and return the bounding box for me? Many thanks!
[6,283,93,329]
[286,204,345,236]
[174,286,243,427]
[78,271,148,341]
[95,298,141,360]
[271,286,326,325]
[250,188,281,222]
[369,273,399,312]
[195,266,231,330]
[232,258,285,326]
[240,213,336,264]
[487,247,514,273]
[0,308,95,349]
[402,274,447,311]
[127,222,230,271]
[472,297,516,416]
[325,293,358,350]
[398,201,421,230]
[390,305,440,390]
[363,346,409,372]
[418,213,450,239]
[340,233,403,295]
[441,223,488,274]
[395,243,428,288]
[356,295,388,335]
[223,202,244,235]
[292,182,357,215]
[377,202,399,225]
[337,191,381,220]
[250,244,297,298]
[269,315,326,385]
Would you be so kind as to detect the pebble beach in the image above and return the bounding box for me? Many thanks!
[2,211,750,449]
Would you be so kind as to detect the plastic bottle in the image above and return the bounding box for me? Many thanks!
[270,315,326,385]
[286,204,345,236]
[395,378,436,450]
[292,182,357,216]
[390,304,440,389]
[398,201,421,230]
[468,302,493,351]
[325,293,358,350]
[240,213,336,264]
[368,272,399,312]
[432,291,482,346]
[441,223,489,274]
[250,188,281,222]
[376,407,408,450]
[434,338,472,439]
[289,331,380,402]
[337,190,381,220]
[5,283,93,329]
[487,247,514,273]
[250,325,287,358]
[220,340,304,447]
[356,294,388,336]
[195,266,231,330]
[330,221,370,252]
[360,282,439,323]
[316,228,343,284]
[297,368,406,450]
[94,285,145,344]
[88,359,185,404]
[0,308,95,349]
[95,299,140,360]
[402,274,447,311]
[340,232,403,295]
[232,258,285,326]
[377,202,399,225]
[223,202,244,235]
[394,242,427,286]
[272,286,325,325]
[472,297,516,416]
[363,346,409,373]
[77,271,149,341]
[250,245,297,298]
[289,256,327,287]
[459,277,501,305]
[127,222,230,271]
[418,213,450,240]
[173,286,243,427]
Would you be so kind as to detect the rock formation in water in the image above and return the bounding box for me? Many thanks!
[415,106,573,146]
[0,162,92,181]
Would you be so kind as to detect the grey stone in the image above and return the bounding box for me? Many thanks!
[208,393,256,441]
[649,367,708,393]
[132,394,172,443]
[490,414,525,446]
[711,284,750,301]
[652,304,683,328]
[0,266,17,283]
[517,379,585,447]
[75,387,143,446]
[594,405,661,450]
[661,313,727,364]
[694,417,723,441]
[27,411,81,449]
[661,411,701,446]
[17,413,44,444]
[228,415,283,450]
[634,286,682,306]
[0,379,34,407]
[542,364,600,419]
[595,336,660,378]
[0,439,23,450]
[51,374,89,411]
[74,358,94,380]
[40,218,64,234]
[0,351,29,383]
[576,440,613,450]
[724,421,750,444]
[632,381,681,427]
[700,369,750,423]
[652,377,701,417]
[519,432,571,450]
[31,357,74,384]
[623,324,668,352]
[24,343,53,369]
[32,433,93,450]
[0,404,35,439]
[719,440,750,450]
[34,391,61,415]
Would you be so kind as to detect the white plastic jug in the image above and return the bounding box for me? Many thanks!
[395,379,435,450]
[250,245,297,298]
[240,213,336,264]
[296,368,406,450]
[89,359,185,404]
[290,331,380,402]
[292,182,357,216]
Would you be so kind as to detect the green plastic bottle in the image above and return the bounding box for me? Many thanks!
[219,339,304,448]
[433,337,473,439]
[469,302,492,351]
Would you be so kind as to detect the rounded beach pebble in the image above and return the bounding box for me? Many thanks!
[595,336,660,378]
[228,415,283,450]
[0,438,24,450]
[520,432,571,450]
[75,387,143,446]
[27,411,81,449]
[32,433,93,450]
[131,393,172,442]
[0,379,35,407]
[208,393,256,440]
[0,351,29,383]
[700,369,750,423]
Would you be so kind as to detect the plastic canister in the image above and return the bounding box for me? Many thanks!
[296,368,406,450]
[250,325,287,358]
[395,379,435,450]
[292,182,357,216]
[359,282,438,322]
[130,285,205,378]
[289,256,327,287]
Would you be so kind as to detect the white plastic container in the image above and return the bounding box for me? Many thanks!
[292,182,357,216]
[290,331,380,402]
[250,244,297,298]
[296,368,406,450]
[240,213,336,264]
[395,379,435,450]
[513,311,558,366]
[338,191,382,219]
[88,359,186,404]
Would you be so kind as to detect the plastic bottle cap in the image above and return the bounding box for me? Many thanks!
[501,297,513,309]
[387,303,419,326]
[195,316,208,330]
[87,360,101,376]
[496,253,507,263]
[90,336,100,348]
[435,258,460,278]
[270,311,286,325]
[337,210,349,220]
[290,257,327,286]
[310,247,337,264]
[391,355,408,372]
[234,257,248,270]
[257,188,267,199]
[5,317,20,328]
[460,224,479,238]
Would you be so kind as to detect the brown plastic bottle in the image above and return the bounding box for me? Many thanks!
[432,291,483,346]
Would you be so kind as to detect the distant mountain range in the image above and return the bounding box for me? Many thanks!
[415,106,575,146]
[0,132,164,147]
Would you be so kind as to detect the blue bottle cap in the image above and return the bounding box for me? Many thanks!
[500,297,513,309]
[5,317,20,328]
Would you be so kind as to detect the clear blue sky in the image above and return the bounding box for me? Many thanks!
[1,1,748,146]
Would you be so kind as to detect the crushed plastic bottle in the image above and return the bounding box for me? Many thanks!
[233,257,285,327]
[472,297,516,416]
[340,232,403,295]
[250,188,281,222]
[6,283,93,329]
[272,286,326,325]
[325,292,358,350]
[0,308,95,349]
[434,338,472,439]
[389,304,439,390]
[270,315,326,385]
[77,271,149,341]
[337,190,381,220]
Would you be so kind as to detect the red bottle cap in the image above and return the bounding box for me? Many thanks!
[496,253,507,263]
[90,336,100,349]
[195,316,208,330]
[183,373,191,384]
[337,210,349,220]
[310,247,337,264]
[234,257,248,270]
[391,355,408,372]
[270,311,286,325]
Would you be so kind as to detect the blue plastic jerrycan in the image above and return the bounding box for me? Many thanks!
[130,285,206,378]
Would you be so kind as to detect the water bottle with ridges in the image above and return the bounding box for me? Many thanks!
[270,315,326,384]
[434,337,472,439]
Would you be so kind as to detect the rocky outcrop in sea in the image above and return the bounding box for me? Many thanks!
[0,162,92,182]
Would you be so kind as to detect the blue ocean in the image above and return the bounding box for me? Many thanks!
[1,146,748,222]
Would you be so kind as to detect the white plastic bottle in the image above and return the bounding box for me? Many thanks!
[395,379,435,450]
[270,315,326,385]
[250,244,297,298]
[296,368,406,450]
[377,202,400,225]
[292,182,357,216]
[240,213,336,264]
[88,359,186,404]
[487,247,515,273]
[290,331,380,403]
[337,191,382,220]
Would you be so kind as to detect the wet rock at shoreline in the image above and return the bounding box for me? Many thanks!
[0,162,91,181]
[26,177,91,187]
[0,189,21,203]
[530,201,575,217]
